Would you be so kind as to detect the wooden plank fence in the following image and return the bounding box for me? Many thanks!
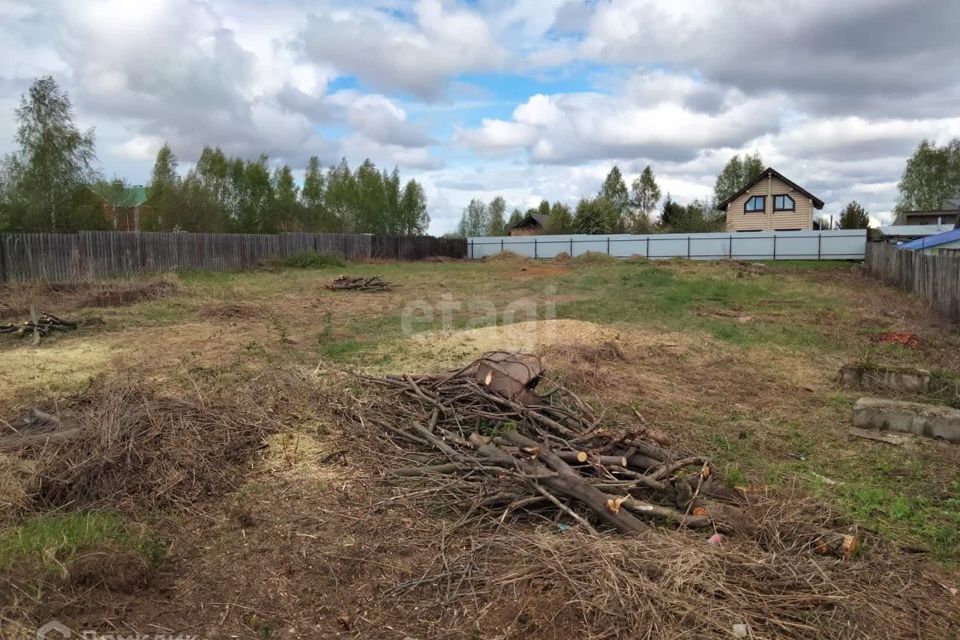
[865,242,960,322]
[371,235,466,261]
[0,232,467,282]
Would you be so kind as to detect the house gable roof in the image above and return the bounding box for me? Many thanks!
[717,167,825,211]
[510,213,549,230]
[90,184,150,208]
[900,227,960,250]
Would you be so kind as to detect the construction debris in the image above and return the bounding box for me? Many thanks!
[0,311,79,342]
[347,352,854,554]
[325,275,391,292]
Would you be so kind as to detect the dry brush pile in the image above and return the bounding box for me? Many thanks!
[0,378,283,519]
[336,351,958,639]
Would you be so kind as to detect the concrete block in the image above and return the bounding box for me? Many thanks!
[839,364,930,393]
[852,397,960,443]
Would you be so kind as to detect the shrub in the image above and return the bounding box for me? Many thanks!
[283,251,346,269]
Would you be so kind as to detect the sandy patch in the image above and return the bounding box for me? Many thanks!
[377,319,698,373]
[0,341,116,402]
[260,431,340,482]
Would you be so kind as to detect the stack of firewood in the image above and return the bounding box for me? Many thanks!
[1,311,78,342]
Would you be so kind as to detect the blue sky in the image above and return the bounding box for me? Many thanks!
[1,0,959,232]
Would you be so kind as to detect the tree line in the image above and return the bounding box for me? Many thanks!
[146,146,428,234]
[0,76,429,235]
[3,76,958,236]
[456,140,960,236]
[454,157,759,237]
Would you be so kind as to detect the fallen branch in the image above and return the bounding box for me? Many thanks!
[325,275,391,292]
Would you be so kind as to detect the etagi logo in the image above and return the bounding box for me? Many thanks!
[37,621,72,640]
[34,620,197,640]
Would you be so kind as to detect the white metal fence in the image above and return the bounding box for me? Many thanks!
[467,230,867,261]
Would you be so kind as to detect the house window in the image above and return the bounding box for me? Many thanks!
[773,195,795,211]
[744,195,765,213]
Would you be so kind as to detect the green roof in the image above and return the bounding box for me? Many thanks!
[91,184,149,207]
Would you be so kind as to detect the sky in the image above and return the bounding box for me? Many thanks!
[1,0,959,234]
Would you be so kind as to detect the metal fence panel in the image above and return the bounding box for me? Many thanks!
[467,230,867,261]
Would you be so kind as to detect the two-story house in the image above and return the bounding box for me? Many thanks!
[718,167,824,232]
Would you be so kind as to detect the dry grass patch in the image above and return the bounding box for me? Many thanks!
[0,276,179,320]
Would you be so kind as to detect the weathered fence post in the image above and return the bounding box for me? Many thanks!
[0,234,7,283]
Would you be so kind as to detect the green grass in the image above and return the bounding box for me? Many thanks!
[832,478,960,559]
[26,257,959,565]
[0,511,163,574]
[282,251,345,269]
[556,262,835,347]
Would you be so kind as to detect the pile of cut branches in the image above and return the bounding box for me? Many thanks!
[326,275,391,292]
[352,355,713,532]
[349,352,855,553]
[1,311,77,341]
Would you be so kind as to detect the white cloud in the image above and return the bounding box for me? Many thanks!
[0,0,957,234]
[298,0,505,100]
[458,73,785,163]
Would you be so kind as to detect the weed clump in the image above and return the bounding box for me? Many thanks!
[283,251,346,269]
[570,251,617,266]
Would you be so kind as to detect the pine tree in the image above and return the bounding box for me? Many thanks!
[839,201,870,229]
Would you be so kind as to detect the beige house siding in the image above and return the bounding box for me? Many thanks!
[725,175,814,232]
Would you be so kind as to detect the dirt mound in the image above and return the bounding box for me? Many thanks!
[484,250,533,264]
[0,277,179,319]
[552,251,571,264]
[570,251,617,265]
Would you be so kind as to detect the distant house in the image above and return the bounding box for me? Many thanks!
[717,167,824,232]
[91,184,151,231]
[893,198,959,227]
[899,227,960,255]
[509,213,550,236]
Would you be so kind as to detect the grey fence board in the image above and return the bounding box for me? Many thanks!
[467,230,866,261]
[371,235,466,260]
[0,231,464,282]
[865,242,960,322]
